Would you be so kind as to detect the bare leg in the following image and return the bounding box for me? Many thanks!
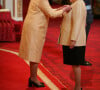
[72,65,81,90]
[30,62,41,85]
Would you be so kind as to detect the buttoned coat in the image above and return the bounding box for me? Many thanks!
[19,0,64,63]
[59,0,87,46]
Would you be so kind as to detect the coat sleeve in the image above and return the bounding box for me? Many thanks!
[39,0,63,18]
[71,3,85,41]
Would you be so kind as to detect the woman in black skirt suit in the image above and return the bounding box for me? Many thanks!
[58,0,87,90]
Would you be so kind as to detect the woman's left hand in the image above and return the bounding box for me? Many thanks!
[57,5,71,12]
[70,40,76,49]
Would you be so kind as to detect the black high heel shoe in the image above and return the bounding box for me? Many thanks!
[28,78,45,87]
[81,88,82,90]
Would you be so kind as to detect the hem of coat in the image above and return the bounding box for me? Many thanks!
[18,54,40,63]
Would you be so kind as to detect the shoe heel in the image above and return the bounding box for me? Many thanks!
[28,81,32,87]
[28,77,45,87]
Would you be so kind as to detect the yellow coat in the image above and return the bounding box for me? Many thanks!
[59,0,86,46]
[19,0,64,63]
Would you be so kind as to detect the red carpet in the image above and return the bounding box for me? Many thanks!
[0,50,29,90]
[42,18,100,90]
[0,18,100,90]
[0,50,50,90]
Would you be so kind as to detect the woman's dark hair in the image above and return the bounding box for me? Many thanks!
[62,0,71,5]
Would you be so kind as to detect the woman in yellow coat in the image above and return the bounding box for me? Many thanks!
[19,0,71,87]
[59,0,86,89]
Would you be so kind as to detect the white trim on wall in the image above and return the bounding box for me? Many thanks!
[13,0,23,21]
[12,17,23,21]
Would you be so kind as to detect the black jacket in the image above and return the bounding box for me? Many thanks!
[84,0,93,24]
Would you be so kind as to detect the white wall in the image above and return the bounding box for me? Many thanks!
[0,0,23,21]
[5,0,13,17]
[0,0,3,7]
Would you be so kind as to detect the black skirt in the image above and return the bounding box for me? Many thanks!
[62,46,85,65]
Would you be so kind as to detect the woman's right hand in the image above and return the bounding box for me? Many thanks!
[62,5,72,13]
[69,40,76,49]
